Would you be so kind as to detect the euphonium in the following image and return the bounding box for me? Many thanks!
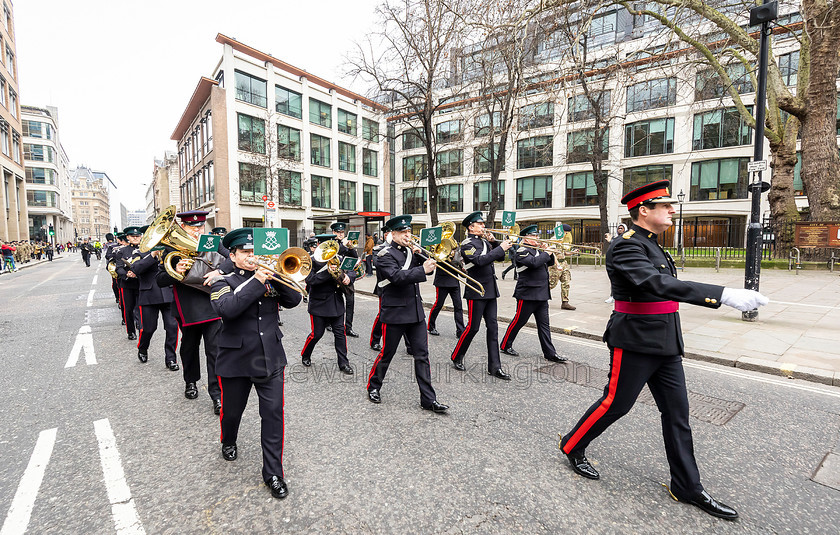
[140,205,203,281]
[313,239,344,280]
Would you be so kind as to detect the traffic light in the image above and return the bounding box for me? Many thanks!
[48,224,55,236]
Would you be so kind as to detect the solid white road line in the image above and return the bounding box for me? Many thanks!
[92,275,98,285]
[93,419,145,535]
[65,325,96,368]
[0,428,58,535]
[86,289,95,307]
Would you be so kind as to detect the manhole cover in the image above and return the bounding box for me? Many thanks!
[536,362,745,426]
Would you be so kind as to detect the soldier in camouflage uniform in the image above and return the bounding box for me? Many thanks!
[556,224,575,311]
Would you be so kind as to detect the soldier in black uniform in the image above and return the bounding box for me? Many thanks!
[115,227,143,340]
[300,234,356,374]
[105,233,123,306]
[211,227,227,237]
[331,222,360,337]
[369,229,413,354]
[131,242,179,369]
[426,243,465,338]
[366,215,447,413]
[209,228,302,500]
[156,210,227,413]
[499,225,567,363]
[450,211,512,380]
[559,180,768,521]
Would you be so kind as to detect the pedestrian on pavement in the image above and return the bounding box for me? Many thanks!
[80,238,94,267]
[559,180,768,521]
[364,234,375,276]
[210,227,302,500]
[501,242,519,280]
[1,241,16,272]
[45,242,54,261]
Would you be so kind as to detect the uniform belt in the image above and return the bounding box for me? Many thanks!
[614,300,679,314]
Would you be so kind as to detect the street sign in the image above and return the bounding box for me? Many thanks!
[266,201,276,209]
[262,195,268,201]
[747,160,768,173]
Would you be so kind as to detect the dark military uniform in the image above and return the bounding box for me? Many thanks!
[500,245,559,359]
[369,241,412,353]
[427,260,465,337]
[300,258,357,369]
[337,240,359,333]
[131,251,178,366]
[105,241,123,305]
[115,243,141,339]
[450,233,507,372]
[210,265,302,484]
[367,241,437,406]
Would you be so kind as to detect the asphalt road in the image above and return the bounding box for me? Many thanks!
[1,255,839,534]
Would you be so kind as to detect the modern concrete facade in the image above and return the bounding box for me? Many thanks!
[70,166,113,241]
[148,150,180,222]
[171,34,388,245]
[126,209,146,227]
[22,105,72,243]
[0,0,26,241]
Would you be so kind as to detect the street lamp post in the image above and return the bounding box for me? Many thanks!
[677,190,685,256]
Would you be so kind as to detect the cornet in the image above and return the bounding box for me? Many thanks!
[250,248,311,296]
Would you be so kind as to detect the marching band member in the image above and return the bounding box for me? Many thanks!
[331,222,360,338]
[369,228,413,355]
[499,225,567,363]
[426,241,465,339]
[449,211,513,380]
[131,239,179,369]
[367,215,447,412]
[115,226,143,341]
[300,234,356,375]
[209,228,302,500]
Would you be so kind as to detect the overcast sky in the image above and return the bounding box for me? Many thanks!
[15,0,383,211]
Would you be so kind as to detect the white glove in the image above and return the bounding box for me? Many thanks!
[721,287,770,312]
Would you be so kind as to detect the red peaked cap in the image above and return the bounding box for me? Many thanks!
[620,180,677,210]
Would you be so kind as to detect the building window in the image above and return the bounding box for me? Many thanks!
[474,143,504,174]
[24,143,54,163]
[436,149,463,178]
[277,125,301,161]
[779,51,799,86]
[339,179,357,210]
[11,132,17,164]
[402,130,424,150]
[0,123,8,156]
[403,154,428,181]
[403,187,427,214]
[624,118,674,157]
[437,184,463,213]
[205,111,213,152]
[338,109,357,135]
[565,171,599,206]
[362,148,378,176]
[275,85,302,118]
[516,175,552,209]
[23,121,52,140]
[568,91,610,122]
[436,119,463,144]
[234,70,267,108]
[622,164,673,195]
[519,102,554,129]
[208,162,215,201]
[309,98,332,128]
[695,64,754,101]
[237,113,265,154]
[277,170,301,206]
[626,77,676,113]
[517,135,553,169]
[5,47,12,78]
[690,158,749,200]
[26,167,56,185]
[363,184,379,211]
[567,128,609,164]
[8,89,14,117]
[310,133,331,167]
[362,118,379,141]
[238,162,266,203]
[338,141,356,172]
[26,190,57,207]
[692,107,752,150]
[311,175,331,208]
[473,180,505,211]
[474,111,502,137]
[0,76,6,107]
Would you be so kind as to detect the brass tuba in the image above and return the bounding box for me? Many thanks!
[140,205,206,281]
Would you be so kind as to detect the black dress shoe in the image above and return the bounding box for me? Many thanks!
[428,327,440,336]
[370,342,382,351]
[277,319,284,326]
[137,351,148,363]
[127,332,137,340]
[121,319,125,326]
[346,329,359,338]
[566,451,600,480]
[488,368,512,380]
[166,361,180,371]
[421,401,449,413]
[367,388,381,404]
[684,490,739,520]
[326,325,332,332]
[221,443,237,461]
[266,476,288,499]
[213,399,222,415]
[339,365,354,375]
[452,356,465,371]
[545,354,568,363]
[184,382,198,399]
[500,346,519,356]
[302,357,311,367]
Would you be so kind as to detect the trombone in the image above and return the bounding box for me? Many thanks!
[250,247,312,296]
[409,233,486,297]
[486,224,558,251]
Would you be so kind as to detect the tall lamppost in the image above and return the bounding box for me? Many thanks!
[677,190,685,256]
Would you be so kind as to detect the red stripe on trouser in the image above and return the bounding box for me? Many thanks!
[562,348,624,454]
[451,300,473,360]
[120,288,127,326]
[217,376,224,442]
[301,314,315,356]
[369,312,380,345]
[367,323,386,389]
[428,288,440,329]
[137,306,143,348]
[501,299,523,349]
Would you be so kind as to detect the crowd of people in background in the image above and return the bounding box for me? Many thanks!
[0,237,107,273]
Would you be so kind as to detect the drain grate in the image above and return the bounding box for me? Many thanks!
[536,363,745,426]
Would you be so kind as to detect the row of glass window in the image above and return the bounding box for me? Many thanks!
[180,163,215,212]
[2,122,20,163]
[26,189,58,208]
[179,111,213,177]
[235,70,380,140]
[25,167,55,185]
[22,120,51,140]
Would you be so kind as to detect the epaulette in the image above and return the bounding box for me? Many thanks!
[377,246,390,257]
[622,230,635,239]
[461,238,472,246]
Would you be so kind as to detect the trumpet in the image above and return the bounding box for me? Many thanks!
[409,233,485,297]
[250,247,311,296]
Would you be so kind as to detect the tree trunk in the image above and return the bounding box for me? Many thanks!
[767,135,799,226]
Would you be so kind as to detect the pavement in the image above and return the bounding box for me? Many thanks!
[354,262,840,386]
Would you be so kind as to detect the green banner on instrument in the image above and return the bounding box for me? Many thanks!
[347,230,361,242]
[197,234,221,252]
[339,256,359,271]
[149,245,165,252]
[501,211,516,227]
[420,226,443,247]
[554,225,565,240]
[253,228,288,255]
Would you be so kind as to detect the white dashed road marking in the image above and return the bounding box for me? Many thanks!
[0,428,57,535]
[94,419,145,535]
